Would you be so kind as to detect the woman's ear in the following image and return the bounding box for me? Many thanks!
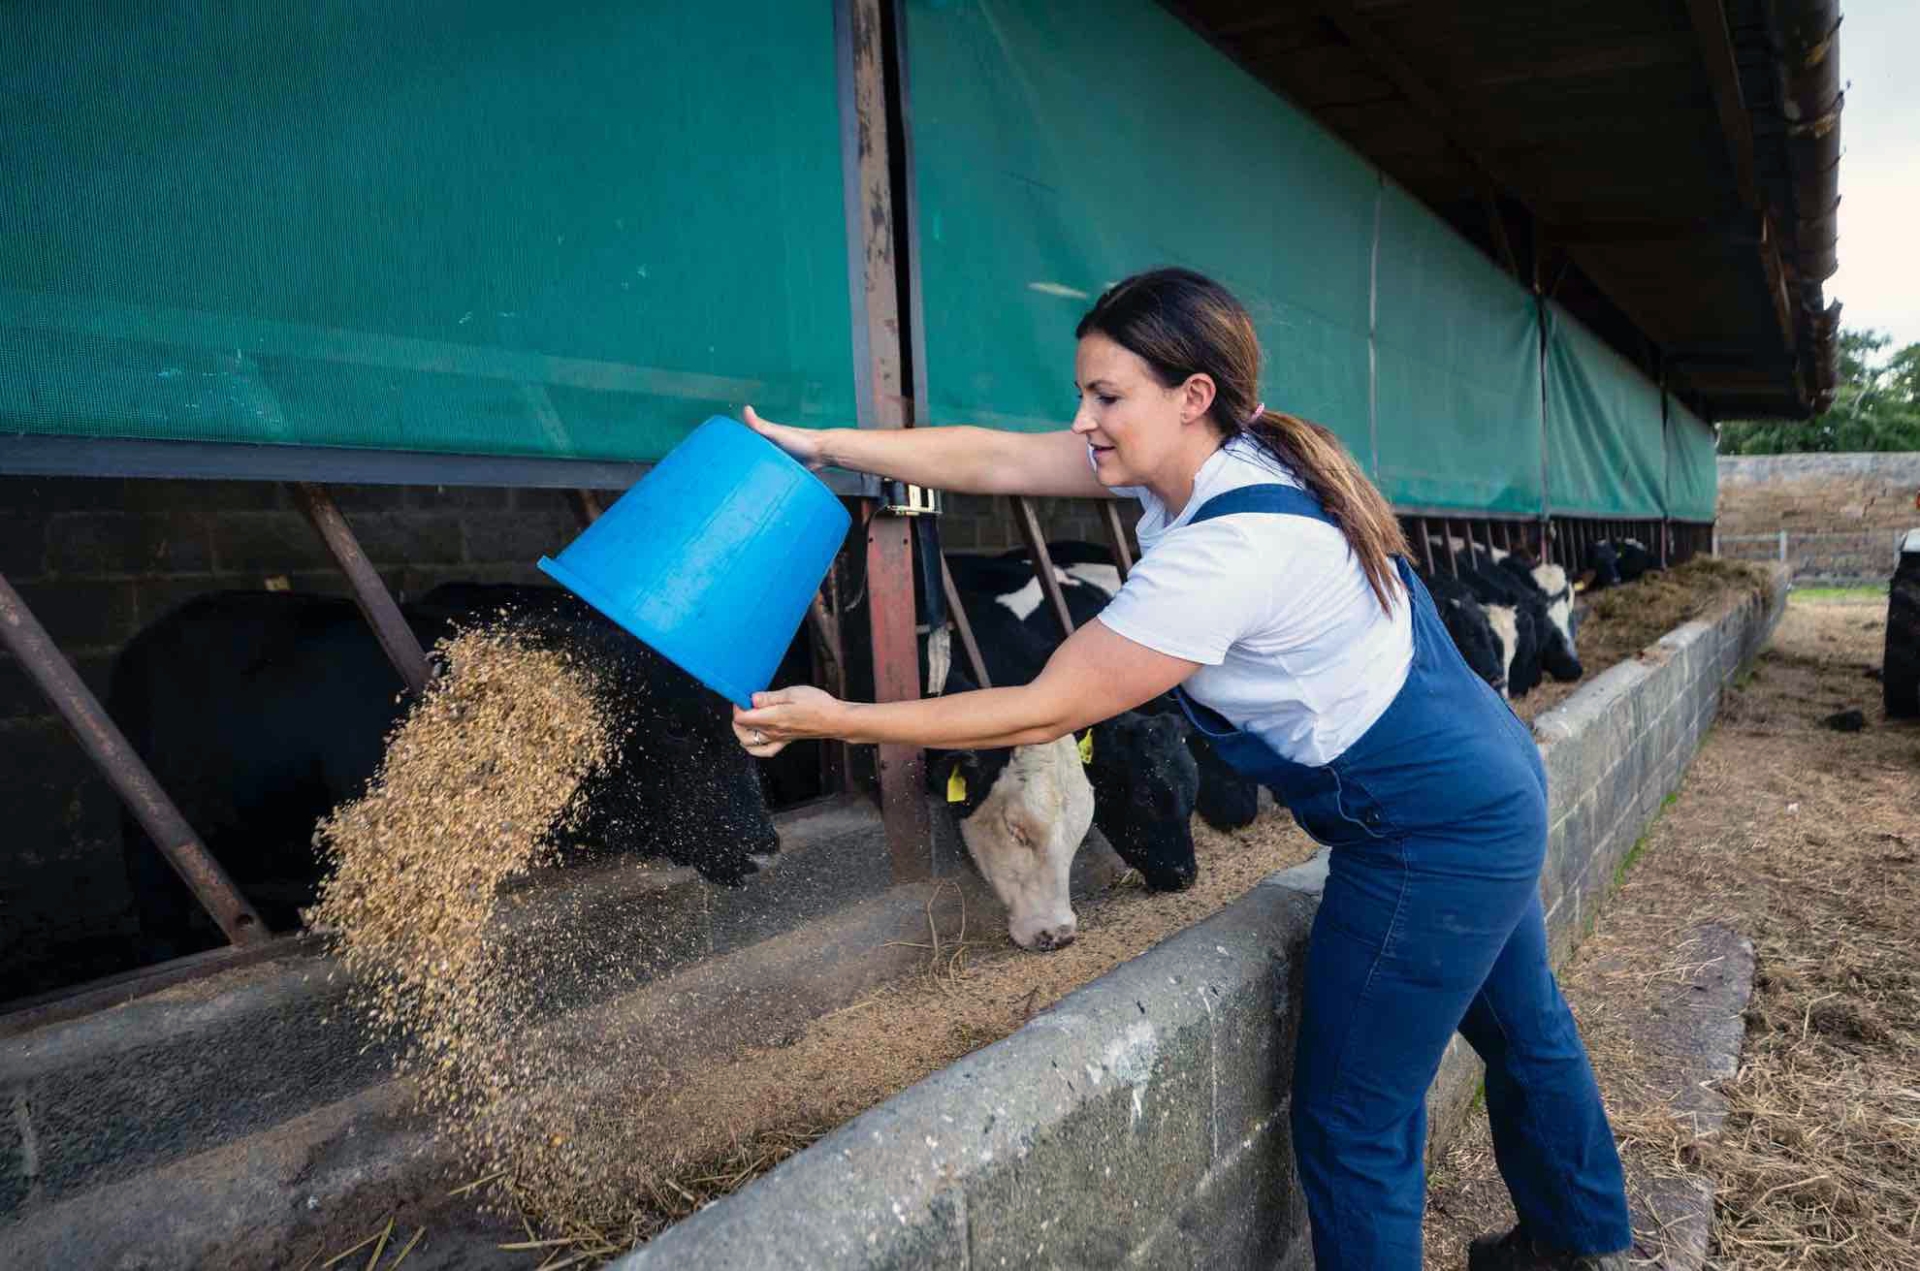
[1178,373,1217,424]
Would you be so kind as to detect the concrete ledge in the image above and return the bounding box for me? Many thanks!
[1,798,895,1218]
[614,565,1792,1269]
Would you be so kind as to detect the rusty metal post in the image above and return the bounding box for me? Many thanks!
[939,557,992,690]
[0,574,269,947]
[1099,500,1136,581]
[290,483,431,697]
[841,0,930,877]
[1012,497,1076,638]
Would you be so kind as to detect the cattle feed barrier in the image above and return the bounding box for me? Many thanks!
[615,564,1791,1271]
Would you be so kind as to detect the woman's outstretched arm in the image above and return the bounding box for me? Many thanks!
[743,406,1111,500]
[732,618,1196,755]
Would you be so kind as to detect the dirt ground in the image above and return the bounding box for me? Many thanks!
[1424,592,1920,1269]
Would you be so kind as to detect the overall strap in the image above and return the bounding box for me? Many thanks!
[1185,482,1332,527]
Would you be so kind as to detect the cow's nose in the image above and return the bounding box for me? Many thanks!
[1031,923,1078,952]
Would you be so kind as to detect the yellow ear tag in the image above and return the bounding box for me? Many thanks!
[1078,731,1094,765]
[946,767,968,803]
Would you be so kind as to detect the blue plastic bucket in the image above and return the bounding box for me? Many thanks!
[538,416,851,709]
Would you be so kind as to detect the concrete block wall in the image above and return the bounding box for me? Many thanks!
[0,476,607,1001]
[616,565,1792,1270]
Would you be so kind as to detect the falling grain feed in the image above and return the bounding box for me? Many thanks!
[307,620,627,1231]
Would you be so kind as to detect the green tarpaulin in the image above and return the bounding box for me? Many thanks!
[905,0,1374,452]
[1665,397,1719,522]
[0,2,853,463]
[1373,183,1543,515]
[1544,302,1666,519]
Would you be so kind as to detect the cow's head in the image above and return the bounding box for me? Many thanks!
[1530,563,1583,681]
[1084,712,1200,891]
[930,741,1091,951]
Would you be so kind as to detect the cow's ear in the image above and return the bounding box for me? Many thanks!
[926,749,982,807]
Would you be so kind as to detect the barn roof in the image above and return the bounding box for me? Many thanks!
[1169,0,1844,420]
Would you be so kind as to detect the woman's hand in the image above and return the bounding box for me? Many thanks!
[733,685,850,757]
[743,405,829,471]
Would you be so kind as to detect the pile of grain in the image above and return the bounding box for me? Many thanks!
[308,623,629,1235]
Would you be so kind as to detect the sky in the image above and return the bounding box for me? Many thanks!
[1822,0,1920,353]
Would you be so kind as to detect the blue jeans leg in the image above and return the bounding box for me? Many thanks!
[1456,900,1633,1254]
[1290,833,1541,1271]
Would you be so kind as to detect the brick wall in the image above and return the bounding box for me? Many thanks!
[0,476,606,1001]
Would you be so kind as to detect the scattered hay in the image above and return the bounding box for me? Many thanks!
[1517,558,1772,722]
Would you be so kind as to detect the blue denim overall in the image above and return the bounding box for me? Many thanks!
[1172,485,1630,1270]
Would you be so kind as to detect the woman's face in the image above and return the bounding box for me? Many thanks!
[1071,332,1211,488]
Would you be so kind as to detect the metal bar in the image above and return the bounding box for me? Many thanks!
[1012,497,1076,638]
[0,573,269,947]
[804,586,849,795]
[1099,500,1136,581]
[290,483,431,697]
[839,0,929,880]
[566,489,604,529]
[1418,517,1436,575]
[0,435,882,495]
[1446,520,1460,577]
[939,556,992,690]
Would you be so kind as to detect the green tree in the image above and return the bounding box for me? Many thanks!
[1717,329,1920,454]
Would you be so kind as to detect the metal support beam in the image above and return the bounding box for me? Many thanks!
[840,0,929,878]
[939,557,992,690]
[1012,497,1077,639]
[290,483,431,697]
[1100,501,1136,581]
[0,574,269,948]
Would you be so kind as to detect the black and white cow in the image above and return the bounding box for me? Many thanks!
[943,553,1206,892]
[917,627,1094,951]
[1419,569,1518,697]
[1427,539,1582,696]
[109,584,780,961]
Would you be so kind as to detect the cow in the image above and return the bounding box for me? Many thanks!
[1419,569,1517,697]
[918,627,1094,951]
[109,584,780,962]
[955,545,1262,835]
[1584,538,1659,591]
[1426,538,1582,696]
[1885,529,1920,719]
[942,553,1207,892]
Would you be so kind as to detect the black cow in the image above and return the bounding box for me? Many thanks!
[110,584,778,962]
[1584,538,1659,591]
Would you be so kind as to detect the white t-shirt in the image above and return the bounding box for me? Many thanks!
[1095,437,1414,766]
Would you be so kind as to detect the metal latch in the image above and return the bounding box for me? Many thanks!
[876,479,940,517]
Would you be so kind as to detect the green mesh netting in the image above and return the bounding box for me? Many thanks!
[1665,397,1719,522]
[904,0,1374,453]
[0,2,854,463]
[1373,183,1543,515]
[1544,302,1666,519]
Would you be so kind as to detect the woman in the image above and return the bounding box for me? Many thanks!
[734,268,1631,1271]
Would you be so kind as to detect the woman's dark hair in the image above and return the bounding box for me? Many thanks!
[1076,267,1410,613]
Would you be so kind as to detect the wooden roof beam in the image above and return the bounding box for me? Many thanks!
[1685,0,1761,209]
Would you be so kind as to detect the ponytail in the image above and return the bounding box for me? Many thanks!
[1244,410,1409,614]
